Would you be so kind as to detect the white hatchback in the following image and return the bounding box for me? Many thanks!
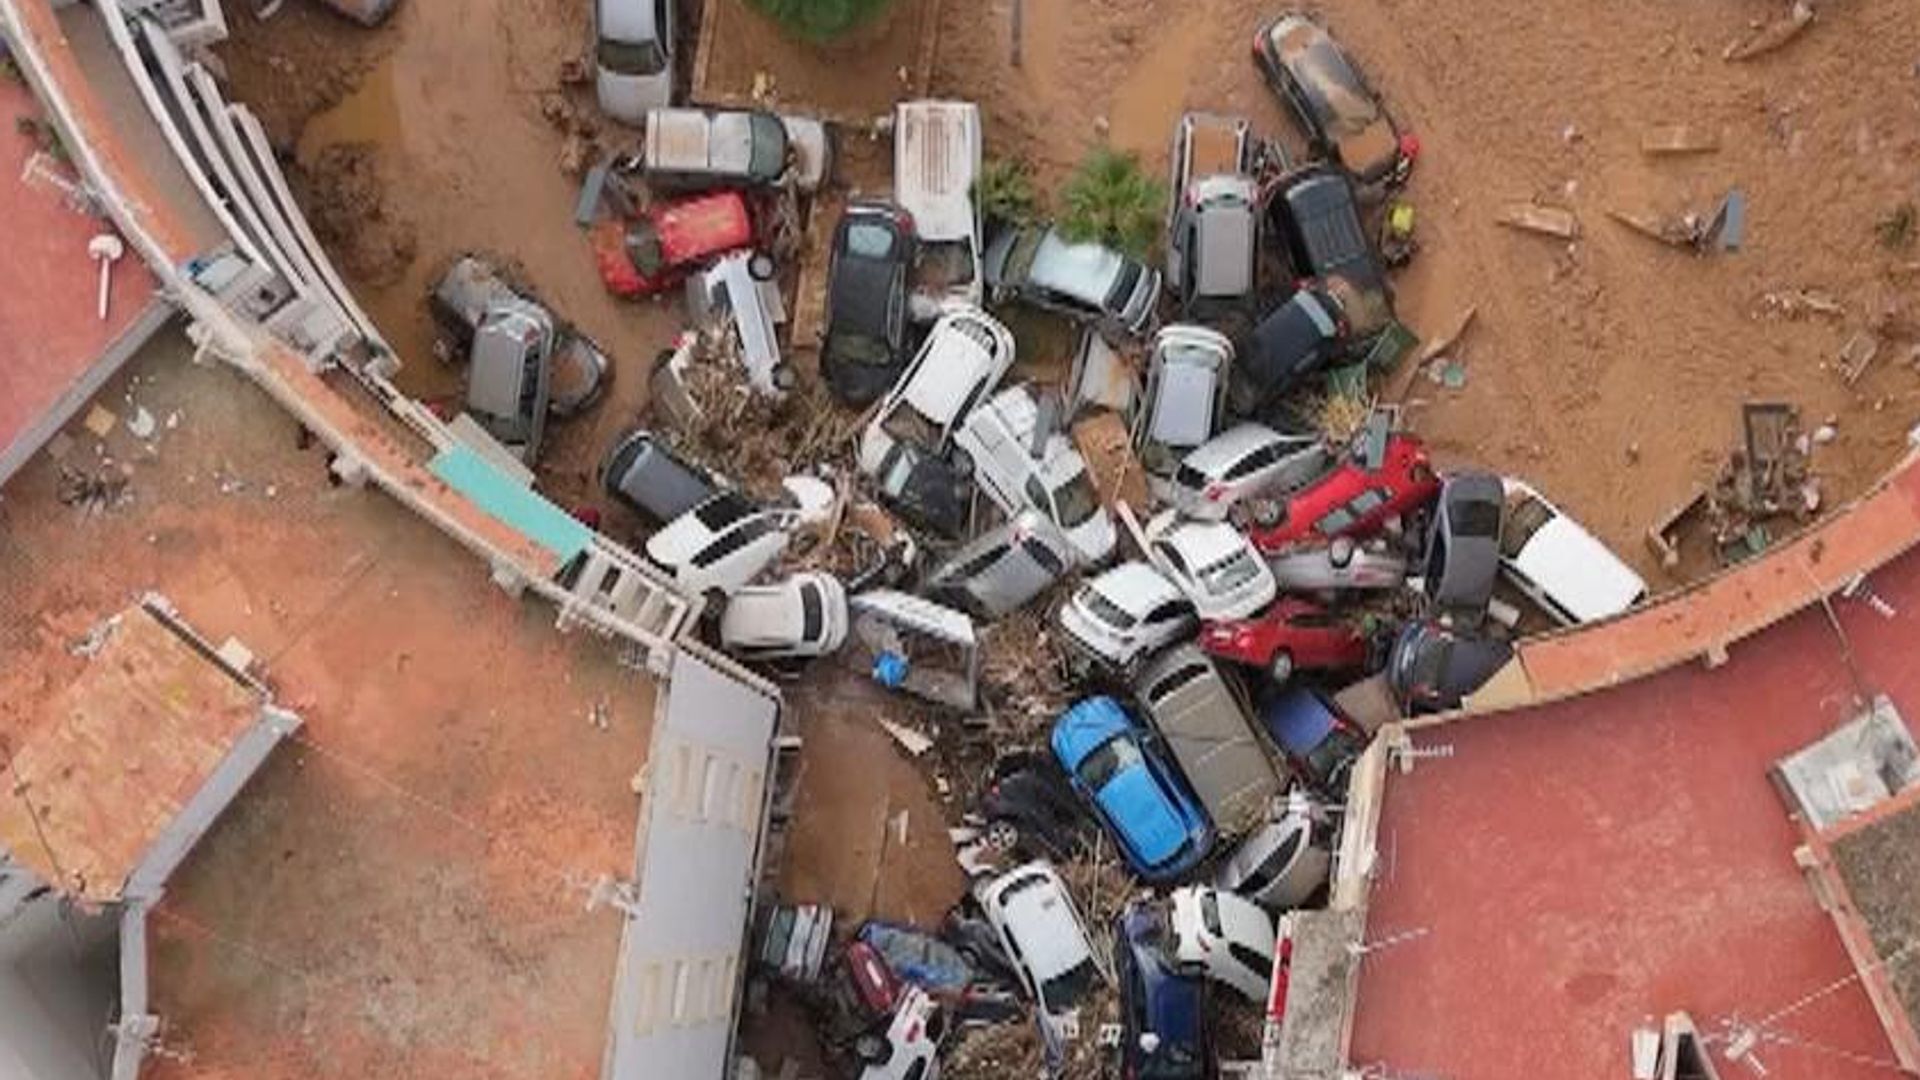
[859,308,1016,478]
[645,479,833,597]
[1166,423,1329,522]
[1168,884,1276,1003]
[1499,478,1648,625]
[978,861,1101,1040]
[954,384,1116,564]
[1056,561,1197,676]
[719,571,849,660]
[1144,512,1277,621]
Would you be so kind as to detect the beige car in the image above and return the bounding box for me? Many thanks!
[1133,643,1284,830]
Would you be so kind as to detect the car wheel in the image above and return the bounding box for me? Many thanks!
[986,818,1022,854]
[951,449,974,477]
[853,1033,891,1065]
[748,251,778,282]
[772,362,798,394]
[1250,500,1282,528]
[1268,650,1295,685]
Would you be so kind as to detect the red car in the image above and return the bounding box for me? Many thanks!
[1198,598,1370,682]
[1246,433,1438,553]
[593,190,754,298]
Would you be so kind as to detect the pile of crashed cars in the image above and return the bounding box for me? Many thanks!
[434,11,1660,1080]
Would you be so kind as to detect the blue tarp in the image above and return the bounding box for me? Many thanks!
[429,444,592,568]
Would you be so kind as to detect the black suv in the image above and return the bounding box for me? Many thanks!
[823,201,917,405]
[1269,166,1393,336]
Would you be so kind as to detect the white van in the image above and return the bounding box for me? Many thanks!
[953,384,1116,564]
[894,101,983,315]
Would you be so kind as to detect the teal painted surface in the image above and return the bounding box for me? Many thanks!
[429,445,592,566]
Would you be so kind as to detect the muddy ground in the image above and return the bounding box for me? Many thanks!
[207,0,1920,1072]
[1831,803,1920,1044]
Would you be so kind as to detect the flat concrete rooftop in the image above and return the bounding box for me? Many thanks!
[0,327,657,1079]
[1349,546,1920,1079]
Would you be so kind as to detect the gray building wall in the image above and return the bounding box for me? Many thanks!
[0,855,118,1080]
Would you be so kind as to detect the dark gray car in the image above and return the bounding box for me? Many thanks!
[1423,471,1504,625]
[599,429,720,525]
[1387,620,1514,714]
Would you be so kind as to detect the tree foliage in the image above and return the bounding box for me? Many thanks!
[973,157,1042,227]
[747,0,896,42]
[1057,147,1165,260]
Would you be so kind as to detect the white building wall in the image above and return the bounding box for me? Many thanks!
[604,655,779,1080]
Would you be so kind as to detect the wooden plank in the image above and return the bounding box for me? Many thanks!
[1496,203,1580,240]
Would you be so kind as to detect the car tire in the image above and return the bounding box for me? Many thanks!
[853,1033,891,1066]
[986,818,1022,854]
[1250,500,1282,528]
[1268,650,1295,685]
[748,251,778,282]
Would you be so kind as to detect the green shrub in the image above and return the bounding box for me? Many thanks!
[1057,147,1164,260]
[746,0,896,42]
[974,157,1041,227]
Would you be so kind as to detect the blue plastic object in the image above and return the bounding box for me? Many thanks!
[872,651,909,687]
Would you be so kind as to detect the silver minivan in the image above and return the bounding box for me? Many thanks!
[924,510,1074,620]
[1132,324,1233,493]
[1133,643,1283,829]
[1166,113,1259,315]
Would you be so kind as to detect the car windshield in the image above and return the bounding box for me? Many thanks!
[915,239,976,291]
[1104,258,1144,310]
[1501,493,1554,558]
[1198,549,1261,594]
[1453,500,1503,538]
[1041,958,1100,1010]
[693,491,755,530]
[882,403,941,450]
[1305,725,1365,784]
[1078,735,1142,789]
[597,37,666,77]
[826,329,892,367]
[1081,587,1137,630]
[1003,230,1045,282]
[1413,636,1452,688]
[1053,470,1101,528]
[625,227,665,277]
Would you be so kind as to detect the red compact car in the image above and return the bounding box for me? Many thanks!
[593,190,754,298]
[1198,598,1371,682]
[1246,433,1438,553]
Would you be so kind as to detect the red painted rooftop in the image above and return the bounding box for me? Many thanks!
[0,76,157,470]
[1350,543,1920,1080]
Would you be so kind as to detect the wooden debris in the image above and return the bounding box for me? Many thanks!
[1759,289,1844,319]
[876,716,933,757]
[1607,207,1700,250]
[1645,487,1709,572]
[1724,0,1815,62]
[1071,411,1150,513]
[1840,332,1881,386]
[1641,124,1721,156]
[1416,306,1478,366]
[1497,203,1581,240]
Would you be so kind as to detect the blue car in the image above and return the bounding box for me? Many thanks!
[1051,697,1214,881]
[1258,686,1370,796]
[1114,900,1214,1080]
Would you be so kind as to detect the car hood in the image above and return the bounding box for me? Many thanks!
[1509,515,1647,622]
[1095,767,1190,869]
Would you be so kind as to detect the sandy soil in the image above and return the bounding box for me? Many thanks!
[1832,803,1920,1043]
[0,331,653,1080]
[931,0,1920,582]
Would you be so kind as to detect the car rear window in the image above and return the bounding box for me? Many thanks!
[1174,461,1211,491]
[1241,829,1304,894]
[1022,535,1067,577]
[1198,550,1262,594]
[1054,470,1101,528]
[846,221,897,259]
[1082,588,1137,631]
